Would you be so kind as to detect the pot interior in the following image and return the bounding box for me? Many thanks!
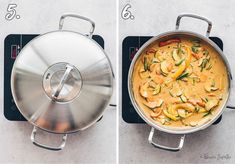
[128,31,231,134]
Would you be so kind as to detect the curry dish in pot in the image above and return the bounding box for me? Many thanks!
[131,37,229,128]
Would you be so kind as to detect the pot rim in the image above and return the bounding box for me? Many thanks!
[128,30,232,134]
[11,30,114,134]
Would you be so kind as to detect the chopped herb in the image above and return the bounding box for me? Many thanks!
[176,72,189,80]
[203,110,211,117]
[200,58,209,72]
[175,58,185,66]
[211,79,215,87]
[152,58,159,63]
[154,52,157,58]
[144,57,148,71]
[206,63,212,70]
[195,106,200,112]
[201,97,209,103]
[192,39,201,44]
[153,85,161,95]
[192,40,201,47]
[203,50,209,56]
[169,91,175,97]
[181,120,189,126]
[165,117,171,122]
[180,95,187,103]
[192,46,199,53]
[177,43,184,55]
[192,77,196,85]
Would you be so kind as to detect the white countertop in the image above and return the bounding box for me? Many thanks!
[119,0,235,163]
[0,0,116,163]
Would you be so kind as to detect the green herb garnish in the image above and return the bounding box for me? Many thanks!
[177,43,185,56]
[175,58,185,66]
[203,110,211,117]
[203,50,209,56]
[176,72,189,80]
[144,57,148,71]
[192,46,199,53]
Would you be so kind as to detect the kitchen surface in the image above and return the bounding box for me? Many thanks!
[119,0,235,163]
[1,0,235,163]
[0,0,116,163]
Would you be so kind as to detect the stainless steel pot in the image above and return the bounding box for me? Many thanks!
[128,14,235,151]
[11,14,114,150]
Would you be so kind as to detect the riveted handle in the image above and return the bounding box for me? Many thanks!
[227,105,235,109]
[176,14,212,37]
[148,127,185,152]
[226,74,235,109]
[59,13,95,37]
[31,126,67,151]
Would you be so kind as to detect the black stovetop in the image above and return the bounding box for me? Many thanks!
[4,34,104,121]
[122,36,223,125]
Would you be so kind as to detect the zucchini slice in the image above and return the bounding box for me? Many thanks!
[144,99,164,109]
[205,99,219,111]
[160,60,169,75]
[178,109,186,118]
[172,49,181,61]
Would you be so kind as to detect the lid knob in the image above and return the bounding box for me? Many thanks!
[52,64,74,99]
[43,62,82,102]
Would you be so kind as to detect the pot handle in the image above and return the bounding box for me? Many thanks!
[31,126,67,151]
[59,13,95,38]
[227,105,235,109]
[148,127,185,152]
[175,14,212,37]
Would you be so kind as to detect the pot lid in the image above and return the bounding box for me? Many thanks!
[11,14,113,133]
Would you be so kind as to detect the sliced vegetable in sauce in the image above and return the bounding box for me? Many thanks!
[163,109,180,121]
[159,38,181,47]
[169,83,183,97]
[160,60,169,75]
[172,47,192,79]
[150,108,162,118]
[143,99,164,109]
[172,49,181,61]
[205,99,219,111]
[146,48,156,55]
[175,58,185,66]
[204,79,218,92]
[176,72,189,80]
[180,95,187,103]
[189,121,198,127]
[192,46,199,53]
[152,84,161,95]
[178,109,186,118]
[203,110,212,117]
[177,43,185,55]
[144,57,148,71]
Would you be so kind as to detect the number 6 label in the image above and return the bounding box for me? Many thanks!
[121,4,134,20]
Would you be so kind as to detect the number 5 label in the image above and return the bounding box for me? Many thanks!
[5,4,20,21]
